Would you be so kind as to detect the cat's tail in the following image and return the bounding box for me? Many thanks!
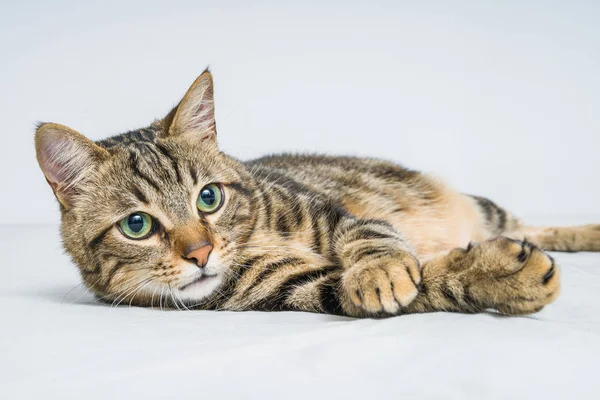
[511,224,600,252]
[469,194,600,252]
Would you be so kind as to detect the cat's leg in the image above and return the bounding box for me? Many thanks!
[219,213,422,317]
[403,236,560,315]
[471,195,600,252]
[234,228,559,317]
[331,218,423,317]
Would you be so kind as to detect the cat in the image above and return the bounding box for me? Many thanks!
[34,69,600,317]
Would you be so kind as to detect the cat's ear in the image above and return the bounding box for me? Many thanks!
[163,69,216,143]
[35,123,109,209]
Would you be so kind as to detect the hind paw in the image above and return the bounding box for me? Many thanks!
[459,237,560,315]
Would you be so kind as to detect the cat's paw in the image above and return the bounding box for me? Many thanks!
[342,252,421,315]
[461,237,560,315]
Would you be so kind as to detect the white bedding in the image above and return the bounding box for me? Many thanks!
[2,221,599,400]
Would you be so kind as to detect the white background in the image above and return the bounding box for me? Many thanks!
[1,0,599,224]
[2,4,600,399]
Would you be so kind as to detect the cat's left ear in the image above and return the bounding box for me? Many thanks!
[162,69,216,143]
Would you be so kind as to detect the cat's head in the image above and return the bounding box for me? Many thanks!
[35,70,256,308]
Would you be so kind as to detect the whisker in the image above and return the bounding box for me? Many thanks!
[128,280,153,308]
[150,283,159,310]
[173,287,190,311]
[112,278,153,308]
[168,283,182,311]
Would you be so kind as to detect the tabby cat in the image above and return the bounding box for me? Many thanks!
[35,69,600,317]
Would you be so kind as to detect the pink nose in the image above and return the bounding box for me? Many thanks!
[185,243,213,267]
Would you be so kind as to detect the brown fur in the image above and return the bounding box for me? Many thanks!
[34,69,599,318]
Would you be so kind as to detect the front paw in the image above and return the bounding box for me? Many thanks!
[342,252,421,315]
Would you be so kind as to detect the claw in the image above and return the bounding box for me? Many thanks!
[542,261,556,285]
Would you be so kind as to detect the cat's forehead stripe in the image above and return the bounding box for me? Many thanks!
[97,127,157,149]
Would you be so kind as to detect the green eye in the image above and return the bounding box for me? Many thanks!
[119,212,154,239]
[197,183,223,213]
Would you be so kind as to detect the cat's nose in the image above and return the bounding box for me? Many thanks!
[184,242,213,267]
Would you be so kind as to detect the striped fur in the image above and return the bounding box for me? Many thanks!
[34,70,599,317]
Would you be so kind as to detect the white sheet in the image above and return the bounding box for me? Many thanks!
[2,221,599,399]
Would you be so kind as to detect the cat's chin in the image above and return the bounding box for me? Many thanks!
[176,273,223,303]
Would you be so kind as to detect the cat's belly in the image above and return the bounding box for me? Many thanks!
[341,175,490,259]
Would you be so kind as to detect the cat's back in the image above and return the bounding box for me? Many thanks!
[245,153,418,182]
[244,153,436,205]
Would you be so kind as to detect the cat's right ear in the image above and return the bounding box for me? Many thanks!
[35,123,109,209]
[160,69,217,144]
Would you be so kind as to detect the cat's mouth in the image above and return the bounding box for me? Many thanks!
[179,273,218,291]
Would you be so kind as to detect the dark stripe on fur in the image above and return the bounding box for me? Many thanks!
[289,198,304,227]
[441,284,461,310]
[154,142,182,183]
[97,128,157,149]
[89,225,113,249]
[260,265,339,311]
[228,182,252,197]
[472,195,494,222]
[497,208,507,231]
[249,167,315,197]
[104,262,127,289]
[353,229,396,242]
[319,273,344,315]
[260,188,273,229]
[131,185,149,204]
[236,208,259,245]
[129,151,161,191]
[234,255,266,281]
[310,215,322,254]
[190,164,198,185]
[462,285,482,313]
[251,257,304,288]
[351,246,391,263]
[134,142,162,167]
[214,256,267,304]
[471,195,509,234]
[369,163,418,183]
[323,203,344,234]
[277,213,291,238]
[362,219,395,229]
